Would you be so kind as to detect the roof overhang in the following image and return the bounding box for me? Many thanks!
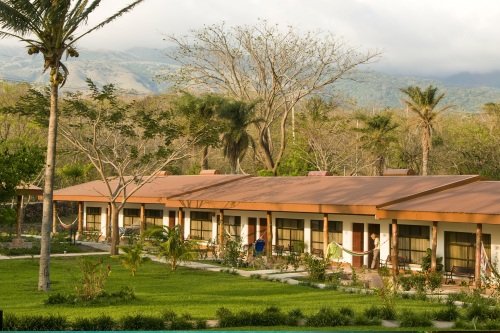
[376,209,500,224]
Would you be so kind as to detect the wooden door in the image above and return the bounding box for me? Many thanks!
[259,218,267,239]
[168,211,176,228]
[368,224,380,268]
[352,223,364,267]
[248,218,257,244]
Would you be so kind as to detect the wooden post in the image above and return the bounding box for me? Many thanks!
[140,203,146,235]
[475,223,482,289]
[15,195,23,239]
[391,219,399,277]
[52,201,57,234]
[266,211,272,258]
[431,221,438,272]
[178,209,184,238]
[77,202,84,235]
[323,214,329,257]
[219,210,224,245]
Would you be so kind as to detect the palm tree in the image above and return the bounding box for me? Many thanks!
[0,0,144,291]
[355,112,398,175]
[219,100,257,174]
[400,85,452,176]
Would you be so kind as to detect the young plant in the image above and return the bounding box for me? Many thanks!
[148,225,196,270]
[118,241,146,276]
[75,258,109,301]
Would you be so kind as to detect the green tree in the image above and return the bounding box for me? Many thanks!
[0,0,144,291]
[355,112,398,175]
[172,93,225,170]
[218,100,257,174]
[400,85,452,176]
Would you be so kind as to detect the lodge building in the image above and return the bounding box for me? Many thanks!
[53,173,500,282]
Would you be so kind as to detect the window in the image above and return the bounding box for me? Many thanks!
[276,218,304,252]
[145,209,163,227]
[123,208,141,227]
[311,220,343,252]
[223,216,241,239]
[190,211,213,241]
[390,225,429,264]
[445,232,491,271]
[85,207,101,231]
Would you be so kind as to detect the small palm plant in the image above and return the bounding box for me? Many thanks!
[118,242,146,277]
[146,225,197,271]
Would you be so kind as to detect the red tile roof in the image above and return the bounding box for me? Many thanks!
[377,181,500,223]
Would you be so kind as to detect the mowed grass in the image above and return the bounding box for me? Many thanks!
[0,256,445,319]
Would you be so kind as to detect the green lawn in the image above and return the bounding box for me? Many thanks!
[0,256,445,320]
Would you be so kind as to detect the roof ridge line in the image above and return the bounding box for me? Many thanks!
[376,175,481,210]
[166,175,252,200]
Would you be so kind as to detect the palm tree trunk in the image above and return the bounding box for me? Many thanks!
[110,203,120,255]
[201,146,209,170]
[421,127,431,176]
[38,75,59,291]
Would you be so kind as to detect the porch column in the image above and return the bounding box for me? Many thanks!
[323,214,329,257]
[391,219,399,276]
[140,203,146,235]
[475,223,482,288]
[77,201,83,238]
[266,211,272,258]
[219,210,225,245]
[52,201,57,234]
[15,195,23,239]
[178,209,184,237]
[431,221,438,272]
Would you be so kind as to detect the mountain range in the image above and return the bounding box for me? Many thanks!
[1,46,499,112]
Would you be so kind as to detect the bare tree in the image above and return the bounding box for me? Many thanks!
[166,21,379,175]
[58,80,191,255]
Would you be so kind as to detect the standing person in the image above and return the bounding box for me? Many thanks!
[371,233,380,269]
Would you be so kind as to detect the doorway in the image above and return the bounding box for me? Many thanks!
[248,217,257,244]
[352,223,364,267]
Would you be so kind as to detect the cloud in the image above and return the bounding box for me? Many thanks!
[1,0,500,76]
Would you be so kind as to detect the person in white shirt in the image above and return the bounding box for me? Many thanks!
[371,233,380,269]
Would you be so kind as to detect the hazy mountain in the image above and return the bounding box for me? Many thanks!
[0,46,499,111]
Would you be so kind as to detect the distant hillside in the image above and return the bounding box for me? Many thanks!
[1,46,499,111]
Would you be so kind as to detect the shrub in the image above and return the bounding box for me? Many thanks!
[421,248,443,272]
[258,306,288,326]
[45,292,73,305]
[120,314,165,330]
[306,307,350,327]
[286,308,304,326]
[76,258,109,301]
[162,309,178,321]
[339,306,354,317]
[72,315,116,330]
[326,271,342,289]
[4,314,68,331]
[353,314,381,326]
[433,303,459,321]
[303,253,329,282]
[398,309,432,327]
[427,271,443,292]
[169,314,194,330]
[411,273,427,293]
[216,307,237,328]
[398,275,412,291]
[222,236,244,268]
[195,319,207,329]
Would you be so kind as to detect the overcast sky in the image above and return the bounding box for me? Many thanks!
[2,0,500,76]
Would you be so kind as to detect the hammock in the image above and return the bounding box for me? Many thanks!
[57,215,78,230]
[327,240,387,260]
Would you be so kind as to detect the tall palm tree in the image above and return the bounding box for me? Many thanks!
[355,112,398,175]
[219,100,257,174]
[400,85,452,176]
[0,0,144,291]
